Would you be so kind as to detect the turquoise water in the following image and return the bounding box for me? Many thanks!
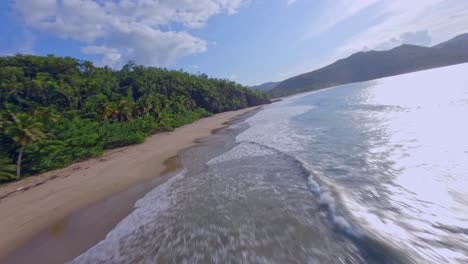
[72,63,468,263]
[238,63,468,263]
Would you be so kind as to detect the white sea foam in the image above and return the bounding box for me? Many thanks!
[236,63,468,263]
[306,172,359,238]
[70,170,187,264]
[73,63,468,264]
[236,99,313,153]
[236,98,361,238]
[207,142,277,165]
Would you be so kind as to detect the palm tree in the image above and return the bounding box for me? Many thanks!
[117,100,134,122]
[0,157,16,180]
[98,102,118,120]
[31,107,61,130]
[0,115,15,180]
[5,110,46,179]
[136,95,153,116]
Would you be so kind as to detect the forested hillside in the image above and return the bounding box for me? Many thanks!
[250,82,279,92]
[271,33,468,97]
[0,55,269,182]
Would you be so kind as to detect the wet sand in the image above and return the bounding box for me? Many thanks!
[0,106,260,263]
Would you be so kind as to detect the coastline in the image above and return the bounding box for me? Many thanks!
[0,106,260,262]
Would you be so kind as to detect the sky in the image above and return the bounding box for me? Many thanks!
[1,0,468,86]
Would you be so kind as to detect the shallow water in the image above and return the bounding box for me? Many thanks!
[72,63,468,263]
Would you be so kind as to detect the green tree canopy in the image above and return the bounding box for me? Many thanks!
[0,54,270,183]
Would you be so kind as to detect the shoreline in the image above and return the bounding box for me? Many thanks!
[0,106,260,263]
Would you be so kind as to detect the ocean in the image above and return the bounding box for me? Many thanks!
[72,63,468,264]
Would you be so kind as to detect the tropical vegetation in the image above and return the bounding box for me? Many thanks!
[0,55,269,182]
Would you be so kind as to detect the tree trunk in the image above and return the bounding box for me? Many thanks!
[16,145,24,179]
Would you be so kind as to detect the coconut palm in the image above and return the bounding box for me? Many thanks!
[0,157,16,180]
[117,99,134,122]
[5,110,47,179]
[136,95,153,116]
[0,115,15,180]
[98,101,118,120]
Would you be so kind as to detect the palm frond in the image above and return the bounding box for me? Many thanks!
[0,157,16,180]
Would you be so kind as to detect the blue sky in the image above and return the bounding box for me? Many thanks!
[1,0,468,86]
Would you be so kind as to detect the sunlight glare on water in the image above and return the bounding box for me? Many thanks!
[72,64,468,264]
[362,65,468,263]
[237,63,468,263]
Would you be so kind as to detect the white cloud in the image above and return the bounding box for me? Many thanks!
[335,0,468,57]
[228,74,239,81]
[81,45,122,67]
[279,0,468,82]
[374,30,432,50]
[291,0,468,79]
[306,0,379,36]
[13,0,245,67]
[287,0,297,6]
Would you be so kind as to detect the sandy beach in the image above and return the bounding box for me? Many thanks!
[0,106,259,262]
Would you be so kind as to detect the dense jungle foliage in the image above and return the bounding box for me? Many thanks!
[0,55,269,182]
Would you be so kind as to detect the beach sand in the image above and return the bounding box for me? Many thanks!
[0,106,259,262]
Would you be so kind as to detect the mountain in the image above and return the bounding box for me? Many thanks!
[271,33,468,97]
[251,81,280,91]
[433,33,468,51]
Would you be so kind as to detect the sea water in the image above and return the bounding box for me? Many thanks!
[72,63,468,263]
